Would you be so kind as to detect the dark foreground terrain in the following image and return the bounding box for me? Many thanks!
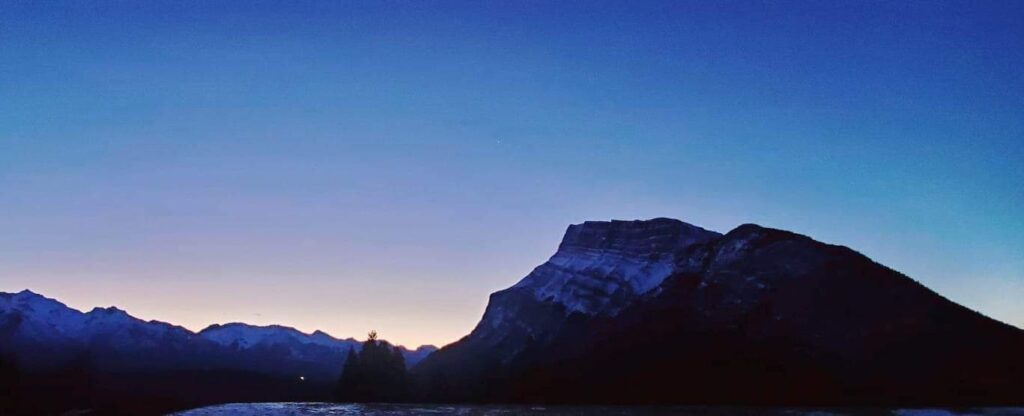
[174,403,1024,416]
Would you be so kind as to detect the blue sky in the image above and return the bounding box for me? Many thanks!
[1,1,1022,346]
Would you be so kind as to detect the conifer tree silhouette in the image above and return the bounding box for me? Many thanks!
[335,330,408,402]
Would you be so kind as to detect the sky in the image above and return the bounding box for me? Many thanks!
[1,1,1022,347]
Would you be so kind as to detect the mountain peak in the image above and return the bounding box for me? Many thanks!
[724,223,802,240]
[2,290,75,315]
[311,329,347,342]
[200,322,299,332]
[83,306,137,328]
[9,289,53,303]
[559,217,720,254]
[16,289,42,297]
[89,306,128,314]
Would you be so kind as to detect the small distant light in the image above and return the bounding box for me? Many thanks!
[299,376,305,381]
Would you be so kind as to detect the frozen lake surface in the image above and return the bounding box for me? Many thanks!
[172,403,1024,416]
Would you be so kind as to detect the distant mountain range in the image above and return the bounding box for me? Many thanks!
[3,217,1022,414]
[0,290,435,377]
[413,218,1024,406]
[0,289,435,414]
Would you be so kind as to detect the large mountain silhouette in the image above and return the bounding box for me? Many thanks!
[413,218,1024,406]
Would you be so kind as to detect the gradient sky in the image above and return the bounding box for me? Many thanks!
[1,1,1022,347]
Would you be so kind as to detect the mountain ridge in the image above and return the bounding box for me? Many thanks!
[0,288,437,386]
[0,288,439,413]
[0,289,436,356]
[413,218,1024,406]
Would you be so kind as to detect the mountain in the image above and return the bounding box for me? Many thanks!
[0,290,197,373]
[464,218,720,356]
[0,290,436,414]
[195,322,433,382]
[413,218,1024,406]
[0,291,434,373]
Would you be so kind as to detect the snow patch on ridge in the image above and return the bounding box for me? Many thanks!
[514,247,676,315]
[506,218,721,317]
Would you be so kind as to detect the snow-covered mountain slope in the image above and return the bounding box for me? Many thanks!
[512,218,720,314]
[0,290,86,343]
[0,290,196,371]
[468,218,719,349]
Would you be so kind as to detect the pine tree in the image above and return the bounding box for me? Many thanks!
[335,348,360,400]
[335,330,409,402]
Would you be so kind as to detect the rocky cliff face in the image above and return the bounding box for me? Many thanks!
[515,218,720,314]
[413,218,1024,406]
[467,219,719,353]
